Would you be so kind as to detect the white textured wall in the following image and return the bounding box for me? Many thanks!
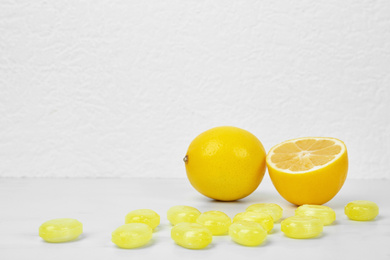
[1,1,389,179]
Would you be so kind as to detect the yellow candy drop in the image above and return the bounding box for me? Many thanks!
[229,220,267,246]
[345,200,379,221]
[171,222,212,249]
[295,205,336,225]
[167,205,201,225]
[125,209,160,230]
[246,203,283,222]
[39,218,83,243]
[112,223,152,249]
[196,210,231,235]
[233,211,274,233]
[281,216,323,239]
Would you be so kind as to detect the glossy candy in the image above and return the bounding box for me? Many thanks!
[281,216,323,239]
[295,205,336,225]
[196,210,231,235]
[39,218,83,243]
[229,220,267,246]
[167,206,201,225]
[112,223,152,249]
[125,209,160,229]
[233,211,274,233]
[171,222,212,249]
[246,203,283,222]
[345,200,379,221]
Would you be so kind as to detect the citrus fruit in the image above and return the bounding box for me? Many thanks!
[266,137,348,205]
[184,126,266,201]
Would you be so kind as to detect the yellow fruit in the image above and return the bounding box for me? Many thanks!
[184,126,266,201]
[266,137,348,205]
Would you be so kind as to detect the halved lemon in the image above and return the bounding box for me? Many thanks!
[266,137,348,205]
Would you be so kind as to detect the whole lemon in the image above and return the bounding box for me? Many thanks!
[184,126,266,201]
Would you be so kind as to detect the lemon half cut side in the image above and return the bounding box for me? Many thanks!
[266,137,348,205]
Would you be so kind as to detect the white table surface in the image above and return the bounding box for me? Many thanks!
[1,176,389,260]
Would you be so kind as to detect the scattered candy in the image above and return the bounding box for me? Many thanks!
[125,209,160,230]
[281,216,323,239]
[246,203,283,222]
[167,205,201,225]
[345,200,379,221]
[295,204,336,225]
[39,200,381,249]
[229,220,267,246]
[233,211,274,233]
[39,218,83,243]
[196,210,231,235]
[112,223,152,249]
[171,222,212,249]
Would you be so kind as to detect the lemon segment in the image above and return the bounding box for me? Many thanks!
[266,137,348,205]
